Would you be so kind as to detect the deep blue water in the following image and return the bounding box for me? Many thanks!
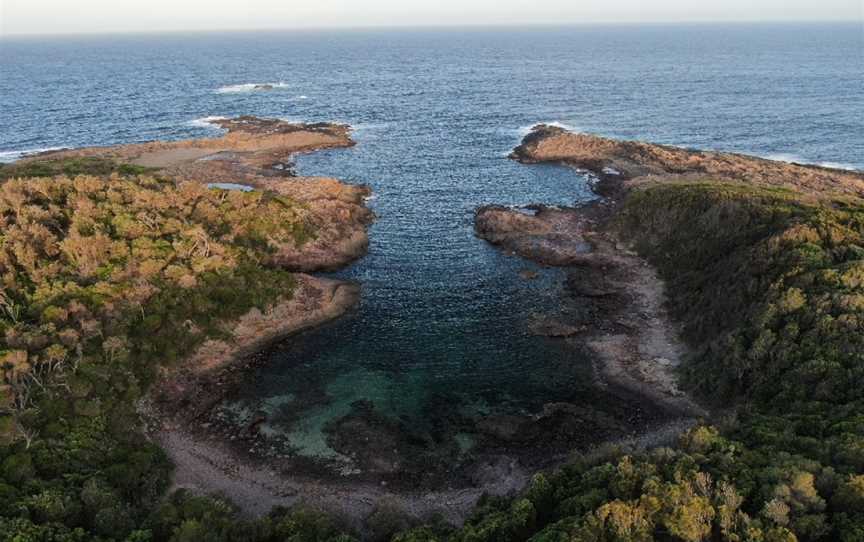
[2,24,863,474]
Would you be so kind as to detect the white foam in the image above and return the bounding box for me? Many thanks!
[544,121,581,132]
[516,121,581,137]
[216,82,291,94]
[763,152,859,171]
[187,116,228,130]
[0,147,68,163]
[297,95,309,100]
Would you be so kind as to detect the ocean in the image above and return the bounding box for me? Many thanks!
[2,23,862,475]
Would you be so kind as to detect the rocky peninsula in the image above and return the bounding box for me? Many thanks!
[0,117,382,530]
[510,124,864,198]
[460,126,864,540]
[477,125,864,421]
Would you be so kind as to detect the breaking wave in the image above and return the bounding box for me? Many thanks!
[187,116,228,130]
[763,153,859,171]
[0,147,68,163]
[216,82,291,94]
[516,121,582,137]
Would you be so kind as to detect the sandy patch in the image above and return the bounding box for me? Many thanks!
[131,148,218,168]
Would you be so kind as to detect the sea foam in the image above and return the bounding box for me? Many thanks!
[0,147,68,163]
[763,153,859,171]
[216,82,291,94]
[517,121,581,137]
[187,116,228,130]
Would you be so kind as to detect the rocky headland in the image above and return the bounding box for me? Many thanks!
[478,125,864,424]
[38,117,374,273]
[20,117,391,522]
[510,124,864,199]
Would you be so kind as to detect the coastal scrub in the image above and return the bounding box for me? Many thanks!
[0,166,313,539]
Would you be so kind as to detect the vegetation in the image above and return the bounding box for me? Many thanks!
[0,164,322,541]
[3,158,863,541]
[0,157,157,181]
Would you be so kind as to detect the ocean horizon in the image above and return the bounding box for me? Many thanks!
[2,22,862,170]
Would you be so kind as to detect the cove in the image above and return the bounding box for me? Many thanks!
[208,119,678,486]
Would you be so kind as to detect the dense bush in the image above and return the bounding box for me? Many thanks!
[618,183,864,472]
[0,167,317,540]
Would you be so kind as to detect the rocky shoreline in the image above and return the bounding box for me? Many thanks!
[510,124,864,199]
[108,120,376,477]
[476,128,707,421]
[31,117,402,522]
[134,123,701,529]
[476,202,704,418]
[479,124,864,423]
[148,275,362,422]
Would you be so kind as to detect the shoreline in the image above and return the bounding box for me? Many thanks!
[137,122,712,530]
[51,120,861,531]
[152,427,532,530]
[475,202,706,422]
[144,125,715,530]
[145,275,362,422]
[484,123,864,421]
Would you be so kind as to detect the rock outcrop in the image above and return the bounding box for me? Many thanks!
[512,124,864,198]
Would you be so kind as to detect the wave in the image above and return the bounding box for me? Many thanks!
[763,153,859,171]
[187,116,228,130]
[0,147,68,163]
[516,121,582,137]
[216,82,291,94]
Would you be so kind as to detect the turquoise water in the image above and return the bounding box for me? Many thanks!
[2,23,862,479]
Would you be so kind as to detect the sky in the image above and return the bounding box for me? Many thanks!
[1,0,862,36]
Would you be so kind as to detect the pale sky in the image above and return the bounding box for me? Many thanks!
[1,0,862,36]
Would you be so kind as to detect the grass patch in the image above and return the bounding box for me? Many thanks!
[0,157,157,181]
